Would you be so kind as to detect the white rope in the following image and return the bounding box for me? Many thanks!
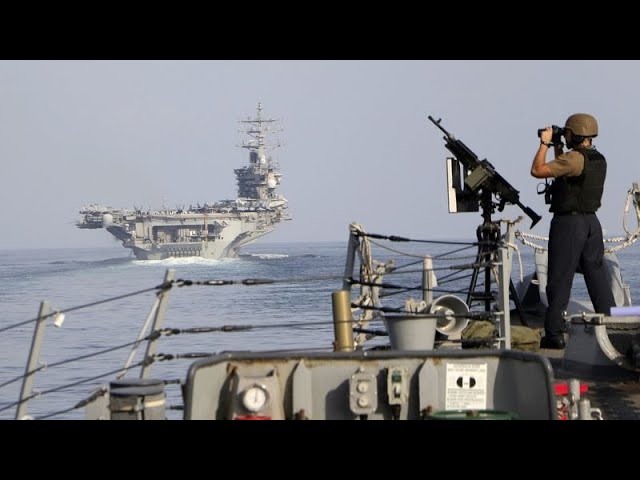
[516,230,638,254]
[515,183,640,254]
[515,231,548,252]
[514,184,640,253]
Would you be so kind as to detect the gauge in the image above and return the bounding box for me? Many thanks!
[242,384,269,413]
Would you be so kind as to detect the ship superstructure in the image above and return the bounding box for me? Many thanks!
[76,104,290,260]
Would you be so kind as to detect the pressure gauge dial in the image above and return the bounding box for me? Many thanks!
[242,384,269,413]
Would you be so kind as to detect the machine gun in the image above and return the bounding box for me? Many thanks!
[428,115,541,229]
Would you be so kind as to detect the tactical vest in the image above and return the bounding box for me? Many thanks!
[549,147,607,214]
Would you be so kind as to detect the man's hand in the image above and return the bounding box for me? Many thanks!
[540,126,553,144]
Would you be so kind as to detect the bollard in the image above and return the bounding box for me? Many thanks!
[109,378,166,420]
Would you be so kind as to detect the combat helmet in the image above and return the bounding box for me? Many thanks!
[564,113,598,137]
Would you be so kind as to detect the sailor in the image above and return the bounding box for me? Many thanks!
[530,113,615,349]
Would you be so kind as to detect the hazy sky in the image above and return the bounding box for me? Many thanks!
[1,60,638,250]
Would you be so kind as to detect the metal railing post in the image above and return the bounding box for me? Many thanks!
[16,301,51,420]
[140,269,175,379]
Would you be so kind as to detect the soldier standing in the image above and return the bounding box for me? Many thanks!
[530,113,616,349]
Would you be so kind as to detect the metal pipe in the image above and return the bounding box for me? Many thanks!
[332,290,354,352]
[422,256,434,305]
[578,398,592,420]
[497,241,511,350]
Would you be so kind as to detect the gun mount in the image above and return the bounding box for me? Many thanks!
[428,115,540,323]
[428,115,541,229]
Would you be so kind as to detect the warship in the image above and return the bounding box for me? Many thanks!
[76,104,290,260]
[8,115,640,422]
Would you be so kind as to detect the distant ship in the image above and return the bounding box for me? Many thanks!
[76,104,290,260]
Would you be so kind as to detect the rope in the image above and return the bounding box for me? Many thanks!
[154,345,335,362]
[378,285,474,299]
[34,405,79,420]
[160,319,351,336]
[0,364,47,390]
[517,230,639,254]
[47,332,160,370]
[0,360,146,414]
[0,284,168,334]
[367,237,494,261]
[172,273,347,289]
[515,185,640,253]
[354,230,481,246]
[0,333,160,393]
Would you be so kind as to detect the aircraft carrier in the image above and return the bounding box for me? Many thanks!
[76,104,290,260]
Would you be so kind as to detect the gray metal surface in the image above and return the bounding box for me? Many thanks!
[183,350,557,420]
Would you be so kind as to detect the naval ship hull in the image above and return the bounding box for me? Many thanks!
[101,211,280,260]
[122,227,274,261]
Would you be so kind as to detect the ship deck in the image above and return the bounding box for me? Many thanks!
[511,308,640,419]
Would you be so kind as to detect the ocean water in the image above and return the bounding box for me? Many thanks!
[1,238,639,420]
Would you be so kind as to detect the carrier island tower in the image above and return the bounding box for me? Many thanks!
[76,104,290,260]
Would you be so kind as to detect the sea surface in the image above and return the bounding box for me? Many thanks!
[1,239,639,420]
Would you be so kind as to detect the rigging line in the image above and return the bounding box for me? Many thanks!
[352,278,477,291]
[432,244,481,259]
[173,274,346,288]
[43,332,159,371]
[366,237,496,262]
[431,252,489,261]
[161,319,353,336]
[34,405,78,420]
[36,361,147,397]
[350,280,413,290]
[436,271,475,283]
[354,231,482,246]
[379,286,473,299]
[156,345,334,361]
[354,303,484,317]
[0,360,148,413]
[0,284,165,334]
[0,333,159,392]
[0,364,46,391]
[375,245,481,266]
[353,327,388,336]
[376,262,495,276]
[0,392,40,414]
[35,385,110,420]
[392,258,426,271]
[378,287,421,298]
[366,238,432,259]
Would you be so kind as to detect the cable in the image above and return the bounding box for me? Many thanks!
[0,285,165,334]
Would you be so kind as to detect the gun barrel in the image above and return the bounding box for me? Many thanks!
[428,115,451,138]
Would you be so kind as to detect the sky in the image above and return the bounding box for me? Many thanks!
[0,60,638,250]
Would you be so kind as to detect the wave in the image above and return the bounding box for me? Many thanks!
[132,257,238,266]
[247,253,289,260]
[47,257,132,267]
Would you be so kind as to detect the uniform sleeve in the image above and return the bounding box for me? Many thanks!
[547,151,584,178]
